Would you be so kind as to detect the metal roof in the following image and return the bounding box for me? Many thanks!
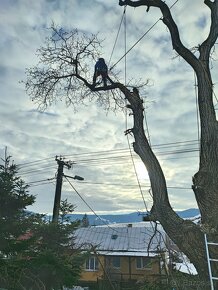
[74,222,166,255]
[96,251,158,257]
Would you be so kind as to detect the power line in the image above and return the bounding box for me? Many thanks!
[64,175,171,275]
[28,177,56,185]
[28,175,192,191]
[18,151,198,176]
[64,176,121,232]
[17,139,199,168]
[19,165,56,175]
[66,146,199,162]
[18,146,199,179]
[62,148,199,165]
[17,139,200,184]
[110,0,179,70]
[18,156,54,168]
[29,181,55,188]
[20,146,199,169]
[73,180,191,191]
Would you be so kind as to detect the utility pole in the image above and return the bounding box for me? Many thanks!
[52,156,71,223]
[52,156,84,223]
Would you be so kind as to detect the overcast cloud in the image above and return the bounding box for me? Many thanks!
[0,0,217,215]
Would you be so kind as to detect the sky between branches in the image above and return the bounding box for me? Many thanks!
[0,0,217,215]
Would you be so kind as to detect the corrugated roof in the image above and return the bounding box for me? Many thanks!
[74,223,165,255]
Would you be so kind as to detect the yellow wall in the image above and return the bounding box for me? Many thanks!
[80,255,160,282]
[80,255,104,282]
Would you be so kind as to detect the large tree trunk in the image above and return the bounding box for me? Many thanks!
[118,84,209,283]
[192,74,218,228]
[118,0,218,285]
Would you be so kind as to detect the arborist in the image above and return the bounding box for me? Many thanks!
[92,58,113,87]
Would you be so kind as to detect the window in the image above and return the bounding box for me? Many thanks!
[111,234,118,240]
[85,256,99,271]
[136,257,152,270]
[112,256,121,268]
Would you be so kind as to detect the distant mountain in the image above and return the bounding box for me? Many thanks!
[177,208,200,218]
[66,208,200,226]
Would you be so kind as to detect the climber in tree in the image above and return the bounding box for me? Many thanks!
[92,58,113,87]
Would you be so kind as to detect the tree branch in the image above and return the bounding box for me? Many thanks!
[117,84,171,209]
[119,0,199,70]
[204,0,214,9]
[200,0,218,60]
[25,26,130,111]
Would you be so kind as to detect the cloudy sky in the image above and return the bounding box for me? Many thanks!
[1,0,217,215]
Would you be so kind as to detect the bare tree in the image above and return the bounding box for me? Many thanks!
[117,0,218,284]
[25,0,218,283]
[25,25,127,112]
[119,0,218,284]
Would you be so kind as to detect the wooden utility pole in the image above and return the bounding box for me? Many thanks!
[52,157,71,223]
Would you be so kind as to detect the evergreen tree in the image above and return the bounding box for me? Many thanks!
[0,156,35,256]
[0,156,84,290]
[59,198,76,223]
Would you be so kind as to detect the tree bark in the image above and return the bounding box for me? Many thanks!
[118,0,218,284]
[117,84,209,282]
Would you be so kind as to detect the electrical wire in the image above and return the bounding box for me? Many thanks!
[110,0,179,70]
[17,139,199,169]
[29,181,55,188]
[18,156,55,168]
[64,180,191,190]
[18,146,199,181]
[28,177,56,185]
[64,176,121,232]
[18,147,199,179]
[64,176,166,251]
[64,176,182,288]
[27,174,192,191]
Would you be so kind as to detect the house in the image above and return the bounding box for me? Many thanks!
[74,222,167,287]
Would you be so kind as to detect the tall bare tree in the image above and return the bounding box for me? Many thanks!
[117,0,218,284]
[25,0,218,284]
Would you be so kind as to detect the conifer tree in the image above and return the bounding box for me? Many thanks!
[0,156,84,290]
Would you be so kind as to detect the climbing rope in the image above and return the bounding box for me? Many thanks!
[194,72,201,157]
[120,4,181,286]
[122,6,151,213]
[110,17,161,71]
[110,0,180,71]
[108,6,126,69]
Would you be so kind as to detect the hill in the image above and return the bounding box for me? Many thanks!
[67,208,200,225]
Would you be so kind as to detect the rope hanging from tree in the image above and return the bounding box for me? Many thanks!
[109,0,180,71]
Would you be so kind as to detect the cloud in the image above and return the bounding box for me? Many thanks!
[0,0,217,215]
